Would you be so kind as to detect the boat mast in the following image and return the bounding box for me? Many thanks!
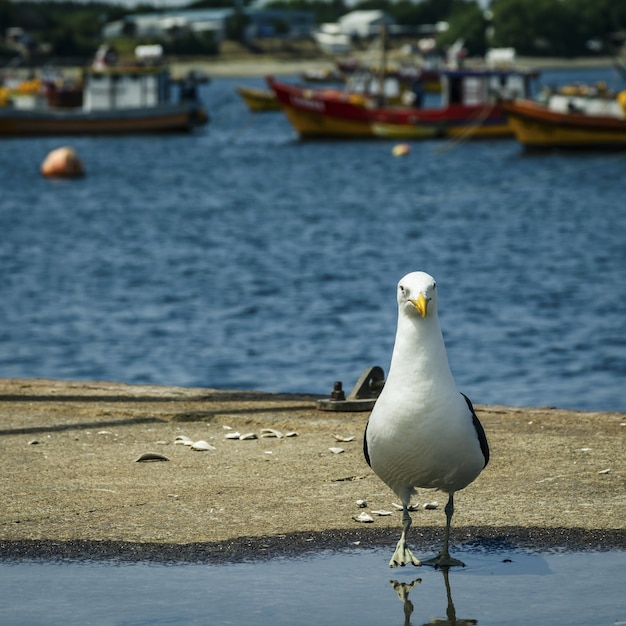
[379,23,387,106]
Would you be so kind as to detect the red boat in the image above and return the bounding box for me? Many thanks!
[268,67,537,140]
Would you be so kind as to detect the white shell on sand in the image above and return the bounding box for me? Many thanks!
[239,433,258,440]
[392,503,419,511]
[329,447,345,454]
[333,434,355,442]
[372,510,393,516]
[260,428,283,439]
[423,502,439,510]
[225,432,241,439]
[190,440,216,451]
[353,512,374,523]
[285,431,299,437]
[134,452,170,462]
[174,436,193,446]
[356,499,368,508]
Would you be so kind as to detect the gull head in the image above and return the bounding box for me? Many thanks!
[397,271,438,319]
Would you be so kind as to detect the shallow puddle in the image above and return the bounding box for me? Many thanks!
[1,546,624,625]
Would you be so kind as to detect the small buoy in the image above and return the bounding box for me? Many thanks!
[392,143,411,157]
[40,146,85,178]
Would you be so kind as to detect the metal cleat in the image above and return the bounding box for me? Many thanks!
[317,366,385,412]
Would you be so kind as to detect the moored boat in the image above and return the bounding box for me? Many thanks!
[235,85,280,112]
[500,85,626,149]
[268,67,537,140]
[0,64,208,137]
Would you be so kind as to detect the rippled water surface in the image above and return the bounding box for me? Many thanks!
[1,547,624,625]
[1,67,625,411]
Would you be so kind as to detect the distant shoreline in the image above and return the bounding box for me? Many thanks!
[3,53,621,81]
[171,54,623,79]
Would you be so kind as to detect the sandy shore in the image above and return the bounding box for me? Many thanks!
[1,378,624,562]
[170,54,623,79]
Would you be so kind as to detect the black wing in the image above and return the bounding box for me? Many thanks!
[461,393,490,468]
[363,419,371,467]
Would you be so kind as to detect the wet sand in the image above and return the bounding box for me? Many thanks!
[1,378,624,562]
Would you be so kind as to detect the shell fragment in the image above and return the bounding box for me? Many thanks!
[333,434,355,442]
[174,436,193,446]
[260,428,283,439]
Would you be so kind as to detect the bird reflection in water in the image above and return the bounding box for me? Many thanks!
[390,568,477,626]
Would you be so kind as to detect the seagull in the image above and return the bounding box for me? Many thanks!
[364,271,489,568]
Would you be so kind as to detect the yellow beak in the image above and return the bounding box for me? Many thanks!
[410,293,429,318]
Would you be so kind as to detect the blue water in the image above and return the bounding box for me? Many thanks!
[1,67,625,411]
[0,548,624,625]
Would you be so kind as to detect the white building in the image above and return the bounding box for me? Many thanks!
[338,10,395,39]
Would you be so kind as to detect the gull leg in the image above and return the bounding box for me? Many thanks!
[422,493,465,568]
[389,504,421,568]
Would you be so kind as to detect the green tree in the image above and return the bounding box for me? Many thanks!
[489,0,621,56]
[437,1,487,56]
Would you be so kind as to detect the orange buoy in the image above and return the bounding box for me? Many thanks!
[40,146,85,178]
[392,143,411,157]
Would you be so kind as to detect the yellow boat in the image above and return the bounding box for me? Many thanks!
[501,88,626,149]
[235,85,280,112]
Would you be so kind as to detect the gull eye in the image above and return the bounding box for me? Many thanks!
[399,285,405,293]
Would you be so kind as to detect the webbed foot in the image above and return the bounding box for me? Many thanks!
[389,539,421,568]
